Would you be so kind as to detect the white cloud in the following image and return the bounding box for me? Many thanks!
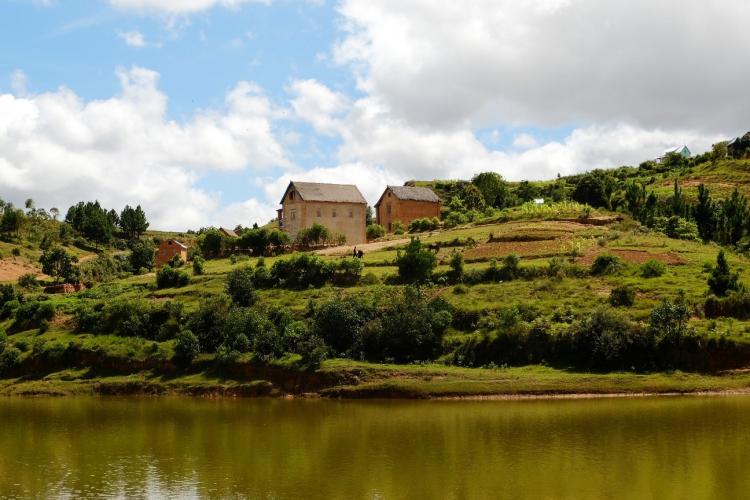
[10,70,28,96]
[108,0,269,15]
[288,79,350,136]
[335,0,750,133]
[512,133,538,150]
[0,66,290,230]
[117,30,154,48]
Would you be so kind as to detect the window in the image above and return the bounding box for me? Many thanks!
[386,204,392,215]
[289,190,295,201]
[316,209,321,217]
[290,209,297,221]
[332,209,337,218]
[349,209,353,218]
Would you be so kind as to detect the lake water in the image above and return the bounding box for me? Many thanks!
[0,396,748,499]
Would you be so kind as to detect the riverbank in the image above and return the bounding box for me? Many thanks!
[3,360,750,399]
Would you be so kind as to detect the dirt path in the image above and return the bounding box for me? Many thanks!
[315,238,411,256]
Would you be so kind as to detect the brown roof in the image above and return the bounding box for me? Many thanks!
[220,227,238,238]
[375,185,441,206]
[280,181,367,204]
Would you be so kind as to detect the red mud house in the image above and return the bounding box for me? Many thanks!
[278,181,368,245]
[375,185,441,232]
[155,240,188,267]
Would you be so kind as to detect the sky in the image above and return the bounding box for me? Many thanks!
[0,0,748,230]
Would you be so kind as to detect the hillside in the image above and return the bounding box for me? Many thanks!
[2,203,750,397]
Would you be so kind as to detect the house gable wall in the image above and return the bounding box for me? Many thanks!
[376,189,441,232]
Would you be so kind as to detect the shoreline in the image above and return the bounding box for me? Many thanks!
[4,364,750,400]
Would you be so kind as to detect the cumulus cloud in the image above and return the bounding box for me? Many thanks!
[108,0,269,15]
[335,0,750,132]
[288,79,350,136]
[0,66,290,230]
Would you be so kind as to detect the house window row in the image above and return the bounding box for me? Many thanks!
[314,208,354,218]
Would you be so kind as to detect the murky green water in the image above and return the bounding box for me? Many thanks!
[1,396,749,499]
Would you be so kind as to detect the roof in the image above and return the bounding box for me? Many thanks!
[219,227,238,238]
[375,185,441,206]
[163,239,188,250]
[280,181,367,204]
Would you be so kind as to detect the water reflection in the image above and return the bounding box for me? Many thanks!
[0,396,748,499]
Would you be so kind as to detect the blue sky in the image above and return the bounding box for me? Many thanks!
[0,0,745,229]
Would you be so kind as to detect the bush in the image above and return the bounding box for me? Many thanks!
[590,254,625,276]
[396,238,436,283]
[705,292,750,320]
[574,307,648,369]
[192,256,205,275]
[366,224,386,240]
[270,253,335,289]
[17,273,39,289]
[0,284,16,307]
[13,300,55,330]
[609,285,636,307]
[641,260,666,278]
[333,257,364,286]
[360,272,380,285]
[226,266,258,306]
[392,221,406,235]
[296,223,331,247]
[155,265,189,289]
[173,329,200,365]
[0,347,22,372]
[448,251,464,283]
[409,218,439,233]
[313,296,376,355]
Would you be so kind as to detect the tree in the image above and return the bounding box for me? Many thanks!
[515,180,539,203]
[65,201,116,246]
[693,184,716,241]
[472,172,510,208]
[711,141,728,163]
[129,240,155,271]
[119,205,149,240]
[226,266,259,306]
[173,329,200,365]
[366,206,374,226]
[197,229,225,258]
[708,250,742,297]
[624,181,647,220]
[716,189,748,246]
[571,170,615,209]
[50,208,60,221]
[459,184,486,210]
[0,206,24,238]
[396,238,436,283]
[39,247,79,283]
[366,224,385,240]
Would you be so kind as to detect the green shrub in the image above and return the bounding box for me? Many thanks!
[0,347,22,372]
[226,266,258,306]
[16,273,39,290]
[155,265,189,289]
[366,224,386,240]
[396,238,436,283]
[453,284,469,295]
[609,285,636,307]
[704,292,750,320]
[13,300,55,330]
[313,296,376,355]
[574,307,648,369]
[392,221,406,235]
[270,253,335,289]
[192,256,205,275]
[0,284,16,307]
[360,272,380,285]
[333,257,364,286]
[0,331,6,352]
[590,254,625,275]
[448,251,464,283]
[173,329,200,365]
[641,260,666,278]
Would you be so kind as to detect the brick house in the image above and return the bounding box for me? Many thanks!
[375,186,441,232]
[278,181,368,245]
[155,240,188,267]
